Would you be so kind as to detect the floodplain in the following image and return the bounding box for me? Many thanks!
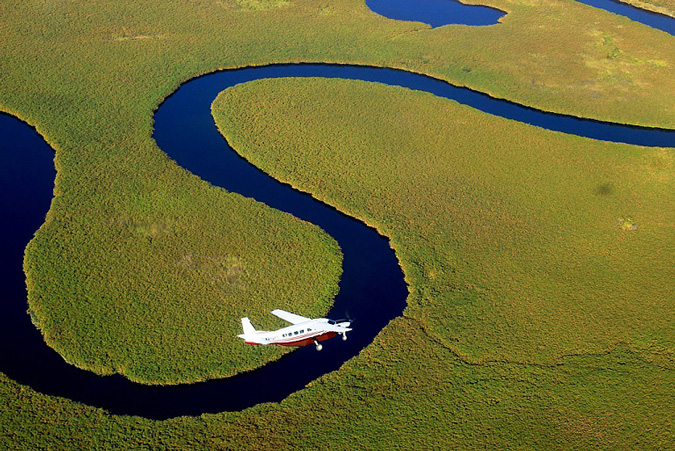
[214,77,675,368]
[1,0,675,448]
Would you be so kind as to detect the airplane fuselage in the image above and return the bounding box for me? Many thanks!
[238,312,351,351]
[244,319,341,346]
[245,326,337,347]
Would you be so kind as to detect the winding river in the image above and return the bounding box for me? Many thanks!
[1,0,674,421]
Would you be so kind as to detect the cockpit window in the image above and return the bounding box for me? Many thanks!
[328,320,336,325]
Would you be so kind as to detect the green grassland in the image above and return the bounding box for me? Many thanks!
[4,325,675,448]
[2,0,672,387]
[26,175,342,384]
[214,78,675,368]
[1,0,675,447]
[3,0,673,388]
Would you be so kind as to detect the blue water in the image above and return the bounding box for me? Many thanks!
[0,77,410,419]
[366,0,505,27]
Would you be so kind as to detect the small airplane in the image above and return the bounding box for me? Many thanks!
[237,309,352,351]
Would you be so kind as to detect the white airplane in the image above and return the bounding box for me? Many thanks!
[237,309,352,351]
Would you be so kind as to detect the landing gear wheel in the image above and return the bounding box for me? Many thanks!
[314,340,322,351]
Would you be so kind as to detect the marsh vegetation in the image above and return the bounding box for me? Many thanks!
[214,77,675,368]
[1,0,674,448]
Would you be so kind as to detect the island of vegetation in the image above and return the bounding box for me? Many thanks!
[213,77,675,368]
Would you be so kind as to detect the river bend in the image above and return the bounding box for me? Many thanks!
[3,0,675,415]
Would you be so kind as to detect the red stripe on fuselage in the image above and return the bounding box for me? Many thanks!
[277,331,337,347]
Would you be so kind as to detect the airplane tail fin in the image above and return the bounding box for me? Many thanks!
[241,317,256,337]
[238,317,267,344]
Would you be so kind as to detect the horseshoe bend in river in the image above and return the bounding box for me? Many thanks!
[2,62,675,420]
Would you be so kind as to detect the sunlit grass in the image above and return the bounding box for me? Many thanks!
[214,77,675,368]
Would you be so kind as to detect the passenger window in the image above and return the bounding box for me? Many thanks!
[300,330,304,333]
[294,331,298,335]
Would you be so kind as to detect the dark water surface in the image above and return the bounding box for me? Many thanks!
[366,0,505,27]
[1,0,674,418]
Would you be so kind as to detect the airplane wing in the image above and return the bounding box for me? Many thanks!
[270,309,310,325]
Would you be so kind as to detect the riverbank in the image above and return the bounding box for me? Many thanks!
[215,76,675,370]
[619,0,675,18]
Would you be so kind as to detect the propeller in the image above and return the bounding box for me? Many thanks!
[334,314,354,329]
[332,315,353,341]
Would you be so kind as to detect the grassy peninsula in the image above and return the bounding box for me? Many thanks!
[25,178,342,385]
[1,0,675,448]
[3,0,671,387]
[214,78,675,367]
